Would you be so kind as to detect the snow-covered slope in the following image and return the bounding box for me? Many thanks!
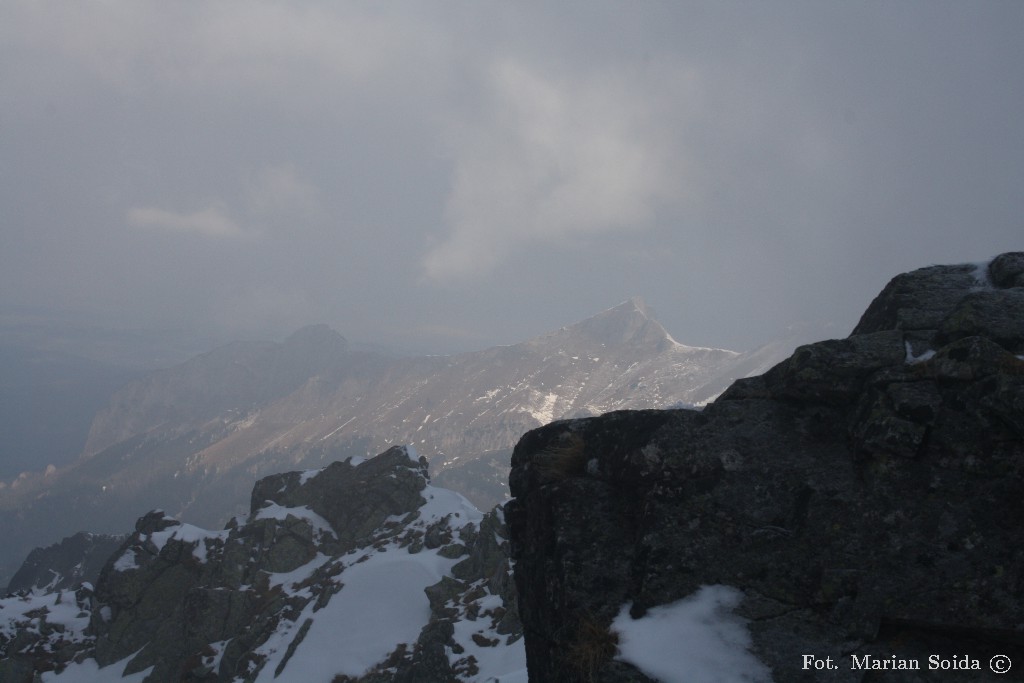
[0,446,524,682]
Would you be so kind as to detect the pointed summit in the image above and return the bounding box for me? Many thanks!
[279,323,350,369]
[623,296,652,317]
[558,297,675,350]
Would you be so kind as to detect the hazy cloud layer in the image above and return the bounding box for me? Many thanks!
[425,59,691,280]
[126,205,244,239]
[2,1,1021,352]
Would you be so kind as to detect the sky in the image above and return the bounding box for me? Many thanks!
[2,1,1022,355]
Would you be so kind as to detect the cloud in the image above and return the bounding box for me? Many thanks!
[123,164,321,243]
[422,59,692,281]
[244,163,322,224]
[0,2,446,104]
[126,204,244,238]
[4,2,1022,355]
[188,3,430,87]
[411,323,491,344]
[211,283,325,338]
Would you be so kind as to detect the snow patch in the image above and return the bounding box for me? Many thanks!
[525,391,559,425]
[200,640,229,678]
[403,444,423,463]
[42,652,154,682]
[253,480,487,680]
[1,591,89,643]
[904,342,936,365]
[148,523,228,563]
[266,553,331,591]
[474,388,503,403]
[449,606,527,681]
[256,544,458,681]
[670,339,741,356]
[612,586,772,683]
[255,503,335,539]
[970,259,994,287]
[665,401,705,411]
[418,484,483,526]
[112,548,140,572]
[320,415,357,441]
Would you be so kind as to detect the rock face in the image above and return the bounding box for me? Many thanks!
[0,446,523,682]
[507,254,1024,682]
[5,532,126,594]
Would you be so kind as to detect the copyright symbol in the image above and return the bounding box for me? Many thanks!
[990,654,1012,674]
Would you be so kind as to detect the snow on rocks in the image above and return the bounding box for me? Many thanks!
[904,341,936,365]
[2,444,524,682]
[612,586,771,683]
[256,541,454,682]
[41,653,153,683]
[446,577,527,681]
[146,522,229,562]
[0,584,96,678]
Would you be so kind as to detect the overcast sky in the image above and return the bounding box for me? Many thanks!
[2,1,1021,354]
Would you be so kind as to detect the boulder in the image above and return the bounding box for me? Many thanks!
[508,253,1024,682]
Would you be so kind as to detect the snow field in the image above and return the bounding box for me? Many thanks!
[254,544,459,682]
[447,586,527,681]
[612,585,772,683]
[41,653,153,682]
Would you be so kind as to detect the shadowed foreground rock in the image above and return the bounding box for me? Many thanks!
[507,253,1024,682]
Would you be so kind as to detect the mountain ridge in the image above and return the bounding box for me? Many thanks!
[78,297,756,472]
[0,299,797,589]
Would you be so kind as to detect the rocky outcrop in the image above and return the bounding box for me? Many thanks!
[0,446,523,681]
[5,532,126,594]
[507,253,1024,682]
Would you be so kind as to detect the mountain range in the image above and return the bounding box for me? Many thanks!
[5,254,1018,681]
[0,298,801,589]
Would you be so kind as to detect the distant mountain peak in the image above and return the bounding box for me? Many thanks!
[551,296,675,350]
[619,295,651,316]
[283,323,348,350]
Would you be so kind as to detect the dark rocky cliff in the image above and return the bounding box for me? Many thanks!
[507,253,1024,682]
